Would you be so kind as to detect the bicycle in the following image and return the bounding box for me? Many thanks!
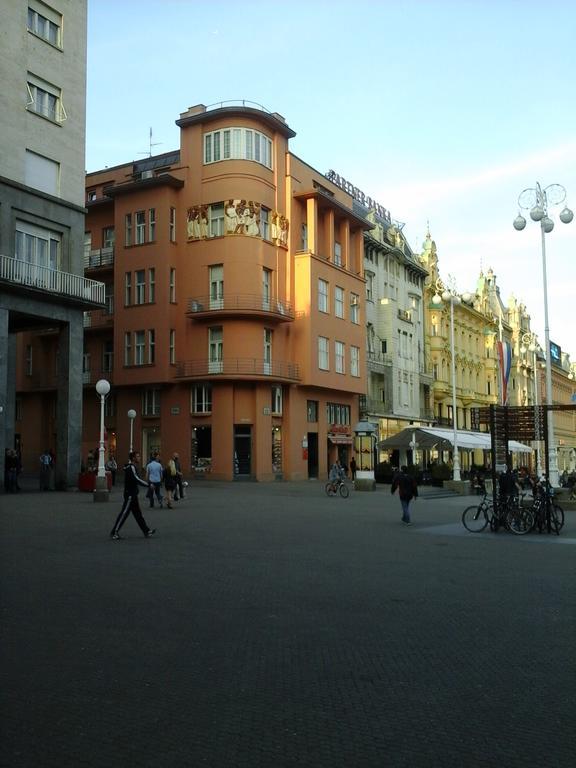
[462,494,534,535]
[325,478,349,498]
[529,488,564,534]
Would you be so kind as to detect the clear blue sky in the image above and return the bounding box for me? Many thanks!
[87,0,576,361]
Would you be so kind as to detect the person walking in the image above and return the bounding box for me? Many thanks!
[163,456,177,508]
[172,452,185,501]
[105,454,118,485]
[391,465,418,526]
[349,456,357,481]
[109,452,156,540]
[39,449,53,491]
[145,452,164,508]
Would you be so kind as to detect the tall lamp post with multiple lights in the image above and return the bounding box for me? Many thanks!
[513,183,573,487]
[520,331,543,478]
[432,280,472,483]
[94,379,111,502]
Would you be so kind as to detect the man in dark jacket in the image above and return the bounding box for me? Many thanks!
[109,452,156,540]
[391,465,418,526]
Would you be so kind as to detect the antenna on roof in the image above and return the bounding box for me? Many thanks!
[138,127,162,158]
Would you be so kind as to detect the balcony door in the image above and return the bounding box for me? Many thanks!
[209,265,223,310]
[208,327,223,373]
[262,267,271,311]
[263,329,272,376]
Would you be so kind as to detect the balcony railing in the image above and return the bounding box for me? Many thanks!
[366,351,393,372]
[187,294,294,320]
[1,255,105,305]
[359,395,391,417]
[83,310,113,329]
[175,358,300,381]
[84,247,114,270]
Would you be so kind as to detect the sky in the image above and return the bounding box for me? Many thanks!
[86,0,576,360]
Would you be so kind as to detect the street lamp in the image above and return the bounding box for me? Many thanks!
[127,409,137,453]
[513,182,573,487]
[94,379,111,502]
[432,281,472,482]
[520,331,543,478]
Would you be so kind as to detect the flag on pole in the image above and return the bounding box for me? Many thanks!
[497,341,512,405]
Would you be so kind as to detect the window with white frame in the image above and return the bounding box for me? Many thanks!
[103,226,115,248]
[335,341,345,374]
[135,211,146,244]
[134,330,145,365]
[169,207,176,242]
[24,150,59,196]
[366,272,374,301]
[135,270,145,304]
[271,385,282,415]
[27,4,61,47]
[318,279,329,313]
[262,267,271,310]
[15,221,60,269]
[260,207,270,240]
[350,345,360,377]
[148,329,155,364]
[204,127,272,169]
[125,213,132,246]
[27,75,65,123]
[124,272,132,306]
[326,402,351,425]
[300,223,308,250]
[142,389,161,416]
[334,241,342,267]
[318,336,329,370]
[169,268,176,302]
[335,286,344,318]
[209,265,224,308]
[169,329,175,364]
[350,293,359,323]
[192,384,212,414]
[124,332,132,366]
[148,208,156,241]
[264,329,272,374]
[148,268,155,303]
[209,203,225,237]
[209,327,223,373]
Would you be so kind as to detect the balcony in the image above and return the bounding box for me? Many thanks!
[1,255,105,307]
[186,295,294,322]
[83,310,113,330]
[367,351,392,373]
[175,358,300,382]
[359,395,391,418]
[82,369,114,386]
[84,247,114,271]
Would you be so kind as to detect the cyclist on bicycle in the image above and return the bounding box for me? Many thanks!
[328,459,345,493]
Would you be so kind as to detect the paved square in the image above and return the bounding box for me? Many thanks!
[1,482,575,767]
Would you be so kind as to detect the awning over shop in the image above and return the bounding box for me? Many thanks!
[329,436,354,445]
[377,426,532,454]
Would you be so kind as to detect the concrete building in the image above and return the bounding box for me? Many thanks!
[52,102,369,481]
[0,0,104,488]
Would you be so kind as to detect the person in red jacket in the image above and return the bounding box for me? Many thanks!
[109,452,156,540]
[391,466,418,526]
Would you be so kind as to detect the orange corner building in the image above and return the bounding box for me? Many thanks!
[81,102,370,480]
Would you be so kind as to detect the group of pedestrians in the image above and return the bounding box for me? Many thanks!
[109,450,186,540]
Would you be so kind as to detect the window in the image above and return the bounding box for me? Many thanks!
[124,272,132,306]
[209,203,225,237]
[169,329,175,364]
[350,294,359,324]
[104,284,113,314]
[169,207,176,242]
[209,265,224,309]
[334,241,342,267]
[135,270,145,304]
[307,400,318,422]
[24,150,59,196]
[27,76,65,123]
[350,346,360,377]
[103,341,114,373]
[326,403,351,425]
[124,332,132,366]
[148,268,155,303]
[208,327,223,373]
[135,211,145,244]
[335,341,345,374]
[104,394,116,419]
[192,384,212,414]
[335,286,344,318]
[25,344,33,376]
[169,268,176,303]
[366,272,374,302]
[148,329,155,364]
[272,385,282,415]
[15,222,59,269]
[142,389,161,417]
[125,214,132,246]
[318,279,329,313]
[264,329,272,375]
[318,336,329,370]
[134,330,145,365]
[262,268,271,310]
[261,207,270,240]
[103,226,115,248]
[82,353,91,384]
[28,5,61,46]
[148,208,156,241]
[300,223,308,250]
[204,127,272,169]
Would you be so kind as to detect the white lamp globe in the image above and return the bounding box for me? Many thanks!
[559,206,574,224]
[542,217,554,233]
[432,294,443,305]
[513,215,526,231]
[95,379,111,397]
[127,409,137,419]
[530,206,545,222]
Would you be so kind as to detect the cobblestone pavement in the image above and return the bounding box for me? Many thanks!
[1,482,575,768]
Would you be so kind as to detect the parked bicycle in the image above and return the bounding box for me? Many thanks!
[528,482,564,534]
[462,493,534,535]
[325,478,350,498]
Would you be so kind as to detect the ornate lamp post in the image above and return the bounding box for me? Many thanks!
[520,331,543,478]
[94,379,111,502]
[513,183,573,486]
[127,409,137,453]
[432,279,472,482]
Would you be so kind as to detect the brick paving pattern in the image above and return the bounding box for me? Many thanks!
[1,482,575,767]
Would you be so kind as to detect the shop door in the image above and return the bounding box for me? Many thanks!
[307,432,318,479]
[233,425,252,478]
